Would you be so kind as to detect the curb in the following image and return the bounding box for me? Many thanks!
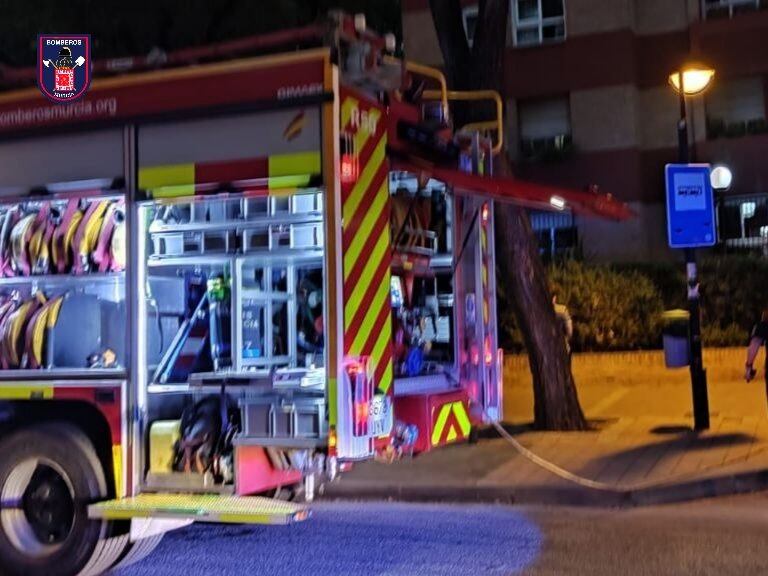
[322,468,768,508]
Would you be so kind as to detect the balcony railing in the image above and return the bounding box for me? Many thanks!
[703,0,764,19]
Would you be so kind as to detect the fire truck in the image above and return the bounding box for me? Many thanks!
[0,13,629,576]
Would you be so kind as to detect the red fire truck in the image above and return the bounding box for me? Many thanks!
[0,13,629,576]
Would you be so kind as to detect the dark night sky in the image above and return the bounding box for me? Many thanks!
[0,0,402,67]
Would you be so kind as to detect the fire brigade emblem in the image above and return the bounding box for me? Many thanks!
[37,34,91,103]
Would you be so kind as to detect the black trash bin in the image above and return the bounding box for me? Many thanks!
[662,309,690,368]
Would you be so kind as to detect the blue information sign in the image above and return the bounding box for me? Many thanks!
[665,164,716,249]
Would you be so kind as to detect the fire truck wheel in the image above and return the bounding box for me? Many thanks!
[108,534,164,570]
[0,424,113,576]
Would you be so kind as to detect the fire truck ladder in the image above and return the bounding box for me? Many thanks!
[89,493,310,525]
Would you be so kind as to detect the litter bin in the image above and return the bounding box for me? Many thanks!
[662,309,690,368]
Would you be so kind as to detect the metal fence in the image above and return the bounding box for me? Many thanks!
[717,193,768,255]
[703,0,764,19]
[529,210,578,262]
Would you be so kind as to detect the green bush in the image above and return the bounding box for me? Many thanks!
[497,255,765,353]
[498,261,664,352]
[549,261,664,351]
[698,255,768,336]
[702,323,747,348]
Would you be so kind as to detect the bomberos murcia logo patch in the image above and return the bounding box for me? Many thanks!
[38,35,91,103]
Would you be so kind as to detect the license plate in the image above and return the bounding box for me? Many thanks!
[369,395,393,437]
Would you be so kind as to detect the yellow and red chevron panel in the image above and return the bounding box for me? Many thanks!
[339,88,394,399]
[0,383,127,497]
[394,389,471,453]
[138,151,322,199]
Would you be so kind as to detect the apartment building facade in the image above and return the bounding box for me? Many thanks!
[401,0,768,262]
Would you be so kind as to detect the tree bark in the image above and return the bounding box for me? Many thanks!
[429,0,587,430]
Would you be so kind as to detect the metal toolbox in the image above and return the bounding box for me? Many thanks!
[240,396,326,440]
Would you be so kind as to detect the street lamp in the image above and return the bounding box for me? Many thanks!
[668,62,716,431]
[668,67,716,96]
[710,165,733,191]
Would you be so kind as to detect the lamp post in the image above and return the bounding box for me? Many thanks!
[668,64,715,431]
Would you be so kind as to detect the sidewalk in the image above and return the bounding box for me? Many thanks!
[324,350,768,507]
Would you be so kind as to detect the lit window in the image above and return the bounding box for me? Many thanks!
[512,0,566,47]
[703,0,763,19]
[462,5,480,47]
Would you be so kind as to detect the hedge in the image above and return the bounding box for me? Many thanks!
[498,255,766,353]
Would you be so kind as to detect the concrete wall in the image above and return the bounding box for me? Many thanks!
[577,202,675,262]
[570,85,640,151]
[566,0,634,37]
[634,0,692,35]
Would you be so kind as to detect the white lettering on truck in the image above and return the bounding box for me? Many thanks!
[276,83,324,100]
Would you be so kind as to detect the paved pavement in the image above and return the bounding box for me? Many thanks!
[117,495,768,575]
[520,493,768,576]
[116,502,542,576]
[325,355,768,506]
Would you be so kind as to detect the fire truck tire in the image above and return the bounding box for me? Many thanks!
[76,533,130,576]
[108,534,164,570]
[0,423,114,576]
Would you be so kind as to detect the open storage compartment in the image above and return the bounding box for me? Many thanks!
[133,105,331,494]
[0,190,127,376]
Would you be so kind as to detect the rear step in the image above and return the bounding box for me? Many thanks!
[88,493,310,525]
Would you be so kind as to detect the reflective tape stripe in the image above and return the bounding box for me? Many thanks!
[341,97,359,133]
[453,402,472,436]
[344,228,389,326]
[0,386,53,399]
[431,401,471,446]
[139,164,195,193]
[112,445,124,498]
[342,137,386,229]
[268,151,321,179]
[431,404,451,446]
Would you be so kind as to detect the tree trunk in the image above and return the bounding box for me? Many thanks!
[429,0,587,430]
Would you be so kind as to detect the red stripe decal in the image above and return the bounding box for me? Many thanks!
[342,162,388,244]
[344,255,391,345]
[354,299,392,355]
[195,157,269,184]
[343,210,391,294]
[340,133,382,204]
[373,347,393,387]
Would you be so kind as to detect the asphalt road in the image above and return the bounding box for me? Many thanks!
[117,494,768,576]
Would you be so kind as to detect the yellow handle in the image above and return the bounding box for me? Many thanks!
[423,89,504,155]
[383,56,449,119]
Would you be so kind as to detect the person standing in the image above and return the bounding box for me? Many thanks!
[745,310,768,397]
[553,294,574,357]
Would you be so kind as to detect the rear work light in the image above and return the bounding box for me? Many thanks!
[344,357,372,437]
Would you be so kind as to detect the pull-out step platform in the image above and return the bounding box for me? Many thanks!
[89,493,310,525]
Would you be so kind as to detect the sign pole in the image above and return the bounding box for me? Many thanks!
[677,79,710,431]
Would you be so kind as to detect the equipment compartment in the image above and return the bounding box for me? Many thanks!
[0,192,127,373]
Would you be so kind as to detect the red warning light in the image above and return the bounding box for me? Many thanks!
[341,154,358,184]
[481,203,490,224]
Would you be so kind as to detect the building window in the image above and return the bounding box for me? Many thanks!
[518,96,572,160]
[719,195,768,252]
[463,5,479,47]
[705,77,767,139]
[703,0,764,19]
[512,0,566,47]
[530,211,578,261]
